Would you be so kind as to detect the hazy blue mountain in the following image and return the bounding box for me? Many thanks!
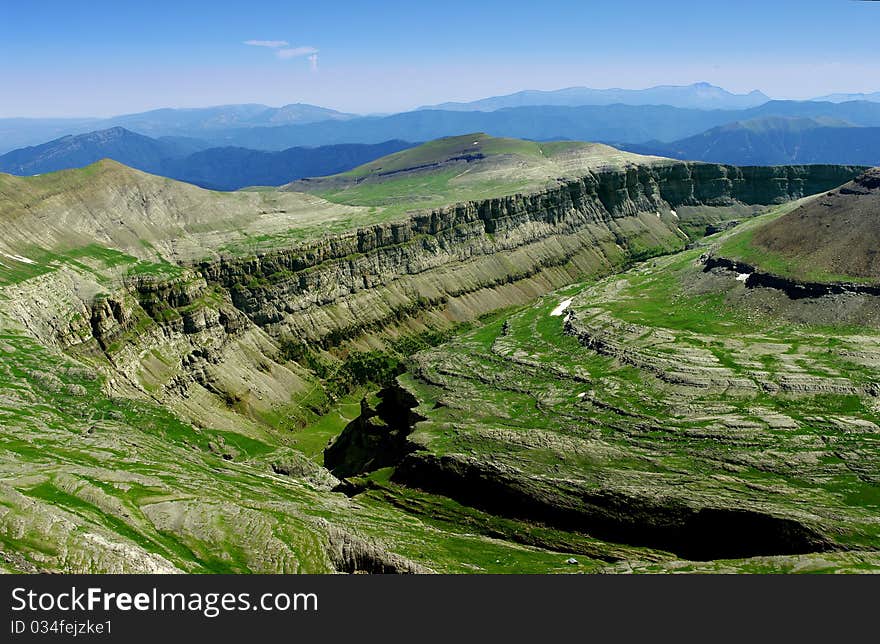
[0,118,103,154]
[619,117,880,165]
[743,100,880,124]
[419,82,771,111]
[203,100,880,150]
[161,140,416,190]
[812,92,880,104]
[211,105,742,149]
[0,127,415,189]
[7,98,880,159]
[0,127,208,175]
[0,103,356,152]
[105,103,356,137]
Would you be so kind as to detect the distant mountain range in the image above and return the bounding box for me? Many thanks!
[6,84,880,155]
[103,103,356,137]
[0,103,356,153]
[620,117,880,166]
[419,82,771,111]
[0,127,414,190]
[4,112,880,189]
[161,139,414,190]
[812,92,880,104]
[5,83,880,173]
[192,100,880,150]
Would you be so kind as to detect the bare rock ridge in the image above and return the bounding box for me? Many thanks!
[702,255,880,299]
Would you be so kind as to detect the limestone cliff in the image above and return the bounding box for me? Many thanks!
[194,163,860,347]
[2,161,862,430]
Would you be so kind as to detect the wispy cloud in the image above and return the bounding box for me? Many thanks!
[243,40,319,69]
[276,46,318,60]
[243,40,289,48]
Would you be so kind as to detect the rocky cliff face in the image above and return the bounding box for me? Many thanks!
[6,161,861,429]
[191,163,860,348]
[197,173,678,344]
[654,163,861,205]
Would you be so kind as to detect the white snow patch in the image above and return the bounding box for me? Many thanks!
[736,272,750,283]
[550,298,573,317]
[1,252,36,265]
[577,392,587,398]
[655,211,661,218]
[670,209,678,218]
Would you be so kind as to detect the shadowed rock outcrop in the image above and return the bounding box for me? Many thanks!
[325,384,424,478]
[391,452,834,561]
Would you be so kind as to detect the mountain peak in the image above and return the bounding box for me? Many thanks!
[0,127,196,176]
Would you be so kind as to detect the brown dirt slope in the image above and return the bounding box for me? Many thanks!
[752,167,880,281]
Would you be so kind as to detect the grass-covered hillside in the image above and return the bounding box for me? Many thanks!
[287,133,667,217]
[0,159,379,280]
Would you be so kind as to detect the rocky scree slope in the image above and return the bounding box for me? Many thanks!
[749,167,880,282]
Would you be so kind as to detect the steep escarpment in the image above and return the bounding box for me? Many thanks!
[0,159,862,460]
[194,163,861,349]
[653,162,863,205]
[198,171,681,345]
[6,160,856,432]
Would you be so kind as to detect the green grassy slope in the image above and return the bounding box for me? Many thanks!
[287,133,667,218]
[0,314,608,573]
[0,160,379,272]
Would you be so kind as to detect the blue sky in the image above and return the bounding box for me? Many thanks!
[1,0,879,117]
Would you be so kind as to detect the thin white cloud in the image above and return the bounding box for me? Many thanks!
[244,40,319,69]
[276,46,319,60]
[243,40,289,48]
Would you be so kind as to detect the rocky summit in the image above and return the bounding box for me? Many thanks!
[0,135,876,574]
